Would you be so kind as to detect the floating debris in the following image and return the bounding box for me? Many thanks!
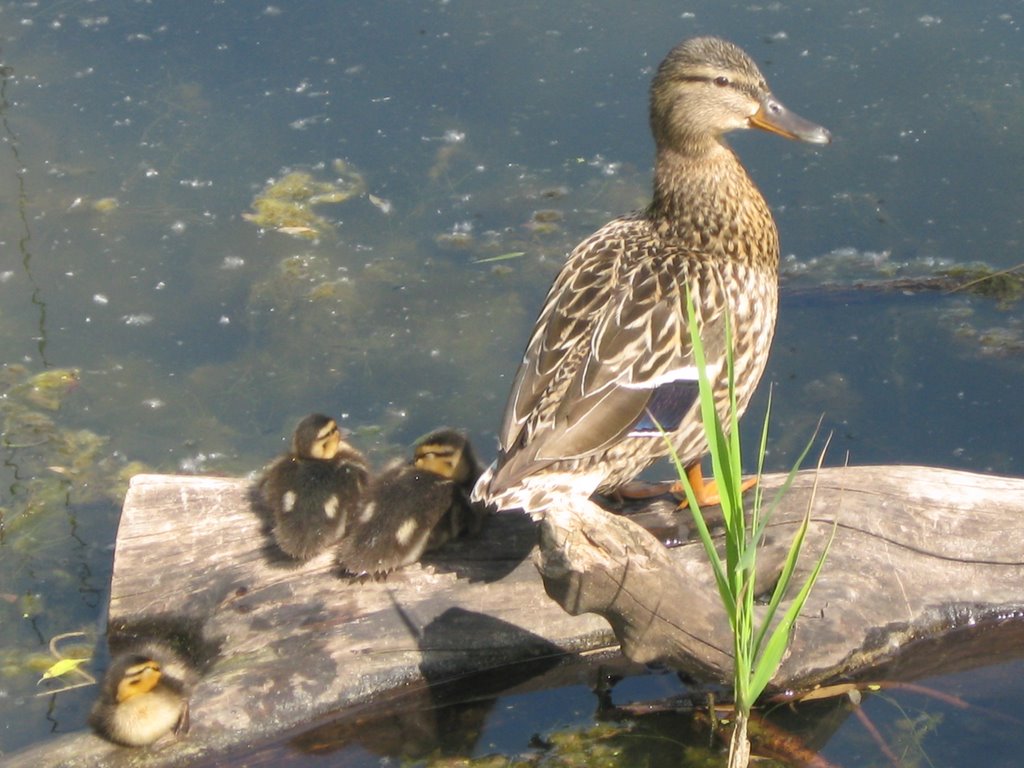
[525,208,564,235]
[368,193,392,214]
[92,197,120,214]
[435,220,475,249]
[474,251,526,264]
[38,657,89,684]
[539,185,570,199]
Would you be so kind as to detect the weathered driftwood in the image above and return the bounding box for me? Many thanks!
[538,464,1024,689]
[11,465,1024,766]
[9,473,615,768]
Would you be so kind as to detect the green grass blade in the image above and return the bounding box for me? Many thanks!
[754,414,823,539]
[685,296,746,578]
[670,288,833,719]
[748,385,772,536]
[756,428,832,620]
[750,434,835,691]
[749,512,835,701]
[472,251,526,264]
[663,432,735,615]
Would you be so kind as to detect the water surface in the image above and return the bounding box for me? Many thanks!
[1,0,1022,762]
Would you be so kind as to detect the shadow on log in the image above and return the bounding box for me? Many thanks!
[10,465,1024,766]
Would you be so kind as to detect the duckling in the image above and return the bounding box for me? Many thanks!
[336,429,484,577]
[412,428,486,544]
[473,37,830,517]
[259,413,370,560]
[89,642,195,747]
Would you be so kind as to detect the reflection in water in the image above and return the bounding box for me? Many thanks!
[235,619,1024,767]
[0,60,48,368]
[286,609,570,762]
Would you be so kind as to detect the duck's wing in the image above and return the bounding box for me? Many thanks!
[494,226,729,488]
[498,227,621,454]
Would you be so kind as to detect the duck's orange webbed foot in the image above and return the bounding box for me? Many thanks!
[671,463,758,509]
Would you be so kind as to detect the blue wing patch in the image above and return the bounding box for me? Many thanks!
[628,379,700,436]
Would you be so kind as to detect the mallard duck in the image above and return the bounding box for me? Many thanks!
[473,36,830,516]
[336,429,484,577]
[89,642,195,747]
[259,413,370,560]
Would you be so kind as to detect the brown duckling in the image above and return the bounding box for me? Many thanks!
[89,642,195,747]
[259,413,370,560]
[412,427,486,544]
[336,428,485,577]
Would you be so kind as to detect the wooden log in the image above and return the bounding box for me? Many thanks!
[9,474,615,768]
[10,466,1024,766]
[537,465,1024,689]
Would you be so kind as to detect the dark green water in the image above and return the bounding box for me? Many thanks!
[1,0,1022,763]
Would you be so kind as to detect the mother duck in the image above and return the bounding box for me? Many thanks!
[474,36,830,516]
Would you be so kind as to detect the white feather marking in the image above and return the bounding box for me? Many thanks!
[359,501,376,522]
[282,491,296,513]
[395,517,419,547]
[323,495,339,519]
[620,365,701,388]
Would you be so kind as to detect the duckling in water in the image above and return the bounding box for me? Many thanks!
[336,428,485,577]
[259,413,370,560]
[90,643,195,747]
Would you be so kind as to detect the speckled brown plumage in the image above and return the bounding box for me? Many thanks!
[474,36,829,516]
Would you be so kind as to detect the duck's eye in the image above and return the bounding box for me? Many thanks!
[713,76,730,87]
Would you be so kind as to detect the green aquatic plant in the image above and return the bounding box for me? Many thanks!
[0,366,153,540]
[3,365,79,411]
[940,262,1024,309]
[423,720,688,768]
[665,294,834,768]
[242,162,368,239]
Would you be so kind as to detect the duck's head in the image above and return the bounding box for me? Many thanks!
[115,657,163,703]
[412,429,481,487]
[292,413,342,460]
[649,36,830,152]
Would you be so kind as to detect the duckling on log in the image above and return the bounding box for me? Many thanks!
[259,413,369,560]
[89,641,195,747]
[337,428,485,577]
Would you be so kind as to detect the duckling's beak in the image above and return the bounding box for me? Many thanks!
[749,95,831,144]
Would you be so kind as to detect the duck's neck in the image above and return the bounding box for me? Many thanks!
[648,141,779,269]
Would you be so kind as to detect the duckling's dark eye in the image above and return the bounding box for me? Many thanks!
[713,76,730,87]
